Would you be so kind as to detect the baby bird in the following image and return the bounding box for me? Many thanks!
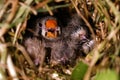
[62,14,95,54]
[50,39,77,65]
[24,37,45,66]
[35,16,76,65]
[62,14,89,40]
[24,14,95,66]
[24,16,62,66]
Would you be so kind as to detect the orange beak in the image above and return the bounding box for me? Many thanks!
[45,19,58,38]
[46,31,57,38]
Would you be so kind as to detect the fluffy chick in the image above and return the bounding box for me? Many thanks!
[50,39,77,65]
[62,14,95,54]
[24,16,62,66]
[24,14,95,66]
[24,37,45,66]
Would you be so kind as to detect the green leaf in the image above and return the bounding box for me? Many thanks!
[94,69,119,80]
[71,61,88,80]
[37,4,70,12]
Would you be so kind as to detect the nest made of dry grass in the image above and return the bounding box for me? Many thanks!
[0,0,120,80]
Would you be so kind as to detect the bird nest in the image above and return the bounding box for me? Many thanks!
[0,0,120,80]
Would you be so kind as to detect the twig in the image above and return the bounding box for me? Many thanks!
[7,55,19,80]
[18,17,27,38]
[0,43,7,80]
[0,1,11,20]
[34,0,50,10]
[19,2,37,15]
[45,4,53,16]
[7,0,18,23]
[70,0,96,40]
[0,26,8,38]
[13,23,22,45]
[0,0,18,38]
[16,43,36,69]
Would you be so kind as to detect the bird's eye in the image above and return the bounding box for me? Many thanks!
[38,22,42,28]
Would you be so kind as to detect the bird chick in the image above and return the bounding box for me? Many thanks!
[24,16,62,66]
[33,16,78,66]
[50,39,76,66]
[62,14,95,54]
[62,14,89,40]
[24,37,45,66]
[24,14,95,66]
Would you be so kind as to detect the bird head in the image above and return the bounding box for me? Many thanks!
[71,27,88,40]
[38,16,61,40]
